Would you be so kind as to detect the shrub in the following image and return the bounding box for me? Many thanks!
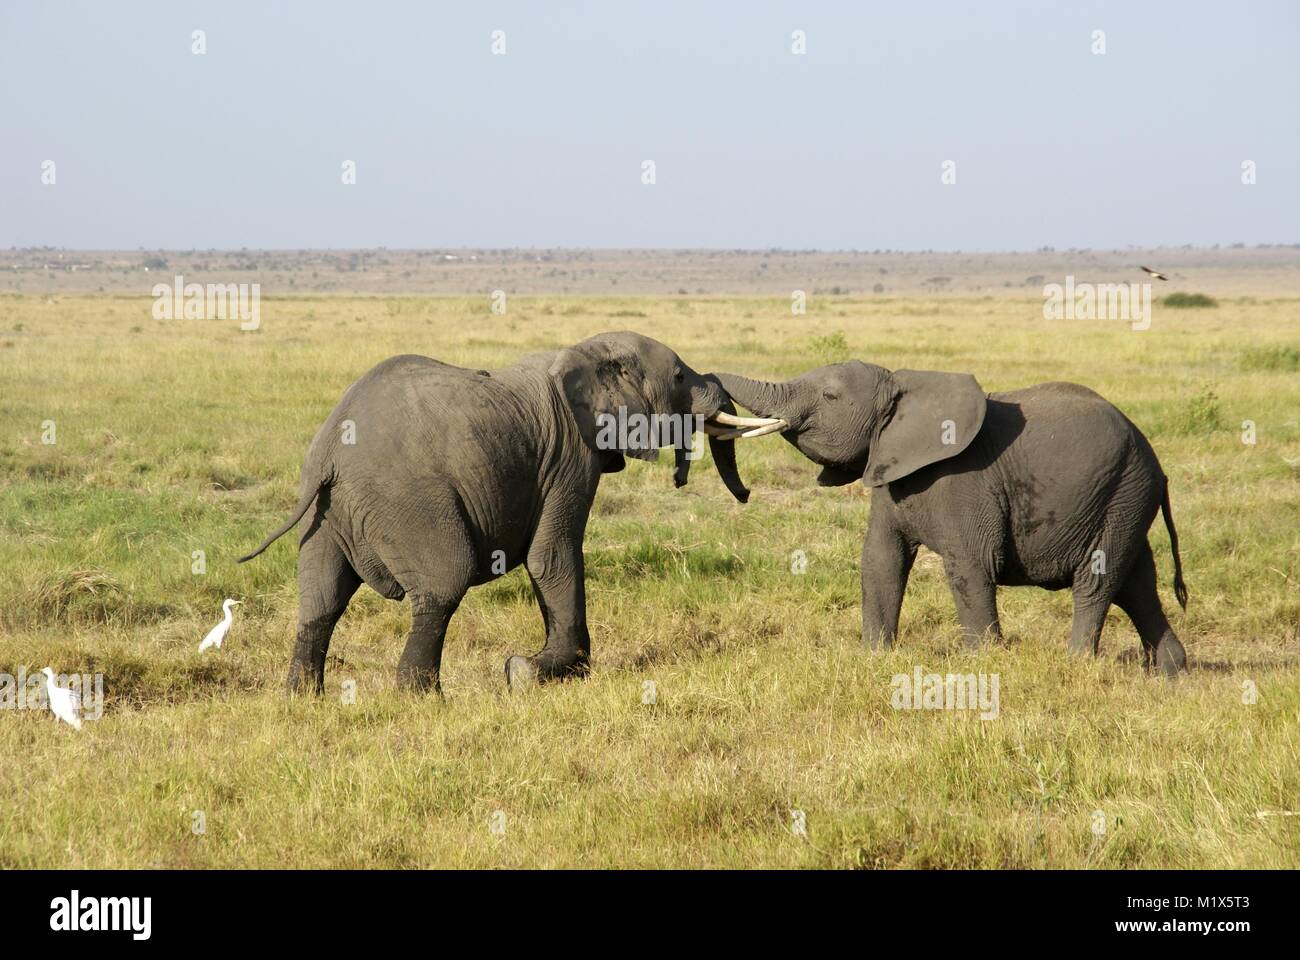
[1161,292,1218,308]
[1164,387,1223,435]
[809,331,849,361]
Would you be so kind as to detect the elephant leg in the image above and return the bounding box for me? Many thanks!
[1067,527,1132,657]
[942,554,1001,647]
[391,506,475,694]
[290,531,361,694]
[1115,541,1187,677]
[1067,594,1111,658]
[505,523,591,688]
[397,593,460,694]
[860,508,917,649]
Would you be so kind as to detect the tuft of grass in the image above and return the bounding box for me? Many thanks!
[589,539,743,581]
[203,461,256,491]
[808,330,850,361]
[21,569,124,625]
[1159,387,1222,436]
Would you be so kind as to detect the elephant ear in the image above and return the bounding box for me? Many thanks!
[862,370,987,487]
[549,343,660,463]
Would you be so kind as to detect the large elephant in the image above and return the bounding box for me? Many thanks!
[239,332,784,693]
[714,363,1188,675]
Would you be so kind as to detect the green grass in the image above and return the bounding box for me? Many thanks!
[1,293,1298,867]
[1239,345,1300,372]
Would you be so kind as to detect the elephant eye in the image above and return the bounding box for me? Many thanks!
[674,370,684,382]
[822,388,840,402]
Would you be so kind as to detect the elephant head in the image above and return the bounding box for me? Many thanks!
[549,332,786,502]
[712,362,987,487]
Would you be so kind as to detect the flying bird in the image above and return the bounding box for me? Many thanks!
[198,599,242,653]
[41,667,83,730]
[1139,265,1168,281]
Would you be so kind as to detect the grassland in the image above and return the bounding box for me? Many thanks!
[1,291,1297,868]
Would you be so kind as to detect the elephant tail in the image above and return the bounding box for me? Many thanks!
[238,478,328,563]
[1161,480,1188,611]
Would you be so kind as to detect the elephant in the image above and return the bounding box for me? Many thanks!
[238,332,786,693]
[714,363,1189,675]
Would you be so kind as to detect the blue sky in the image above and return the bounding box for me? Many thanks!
[1,0,1296,250]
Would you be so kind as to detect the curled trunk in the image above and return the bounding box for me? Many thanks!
[673,397,751,503]
[706,402,751,503]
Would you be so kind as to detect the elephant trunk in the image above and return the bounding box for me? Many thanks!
[673,394,755,502]
[705,400,751,503]
[675,377,787,503]
[712,373,803,425]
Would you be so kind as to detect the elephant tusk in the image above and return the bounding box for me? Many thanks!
[703,420,788,439]
[708,411,785,429]
[735,420,788,438]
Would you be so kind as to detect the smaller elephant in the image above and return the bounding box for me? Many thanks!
[715,363,1188,674]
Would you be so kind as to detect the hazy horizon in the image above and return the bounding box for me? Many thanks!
[8,243,1299,254]
[3,1,1297,251]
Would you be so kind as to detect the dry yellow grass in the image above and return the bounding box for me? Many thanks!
[1,291,1297,867]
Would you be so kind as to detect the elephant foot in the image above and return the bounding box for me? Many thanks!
[287,659,325,695]
[1154,636,1187,678]
[504,655,539,690]
[861,630,894,651]
[396,666,442,696]
[288,620,333,695]
[504,653,590,689]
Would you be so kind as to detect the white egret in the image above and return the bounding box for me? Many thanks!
[198,599,242,653]
[41,667,82,730]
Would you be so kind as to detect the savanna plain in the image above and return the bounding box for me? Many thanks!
[1,286,1297,868]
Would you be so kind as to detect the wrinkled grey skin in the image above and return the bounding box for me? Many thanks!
[241,332,751,694]
[716,363,1189,675]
